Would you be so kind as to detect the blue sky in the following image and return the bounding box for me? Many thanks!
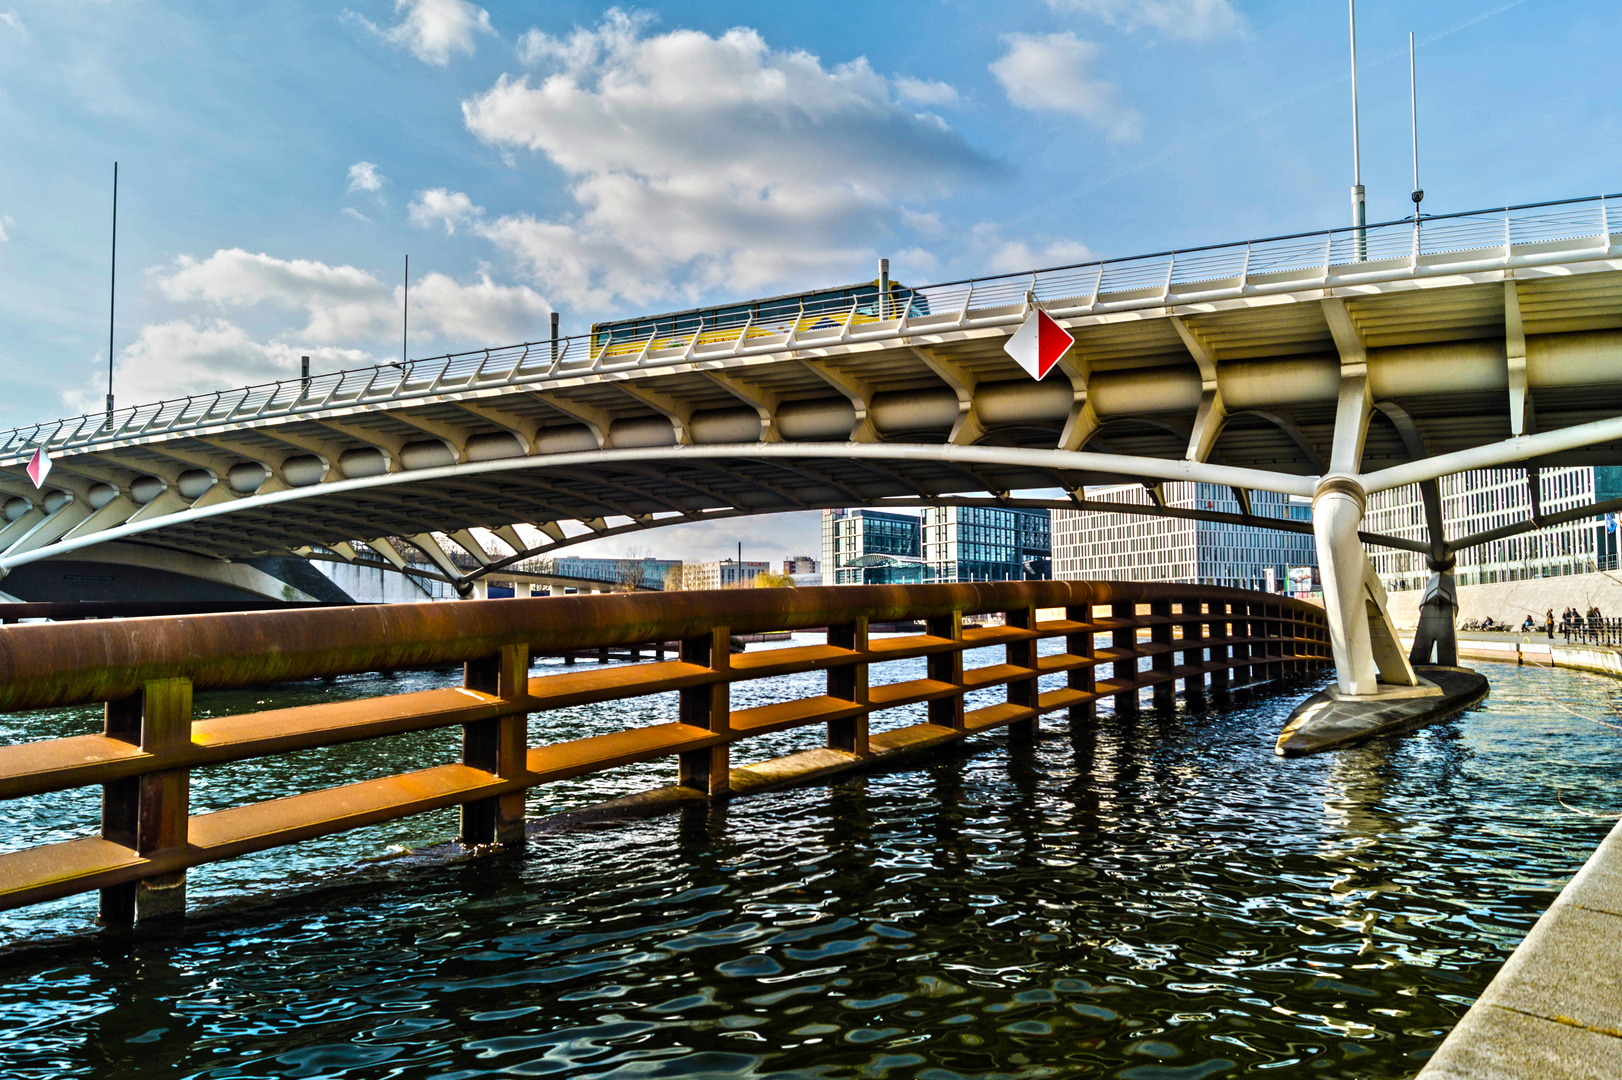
[0,0,1615,563]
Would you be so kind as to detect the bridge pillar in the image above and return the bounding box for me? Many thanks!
[1209,601,1231,695]
[1313,478,1418,696]
[1181,602,1206,703]
[100,677,191,924]
[1409,557,1459,667]
[1150,600,1176,709]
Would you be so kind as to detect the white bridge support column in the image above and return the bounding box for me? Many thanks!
[1313,477,1419,696]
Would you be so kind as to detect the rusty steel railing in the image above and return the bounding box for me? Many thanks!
[0,581,1328,923]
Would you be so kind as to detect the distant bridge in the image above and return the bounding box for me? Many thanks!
[4,193,1622,695]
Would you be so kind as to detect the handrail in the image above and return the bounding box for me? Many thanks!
[0,582,1328,922]
[6,190,1616,464]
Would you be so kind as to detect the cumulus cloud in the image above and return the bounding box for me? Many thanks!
[969,223,1093,274]
[347,161,386,193]
[1043,0,1244,40]
[64,320,382,412]
[989,32,1140,141]
[353,0,493,66]
[151,248,551,345]
[465,10,997,309]
[893,76,959,107]
[408,188,483,234]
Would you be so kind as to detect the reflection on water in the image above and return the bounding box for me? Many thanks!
[0,642,1618,1079]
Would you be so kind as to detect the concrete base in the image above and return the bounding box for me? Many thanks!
[1275,666,1488,756]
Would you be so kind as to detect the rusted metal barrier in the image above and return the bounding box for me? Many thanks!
[0,581,1328,923]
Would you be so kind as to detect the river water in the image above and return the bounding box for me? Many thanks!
[0,638,1617,1079]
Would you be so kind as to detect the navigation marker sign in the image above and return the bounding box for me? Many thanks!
[26,447,50,489]
[1004,309,1073,381]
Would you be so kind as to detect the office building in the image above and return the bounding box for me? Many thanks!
[1052,482,1316,589]
[920,506,1051,582]
[783,555,820,575]
[548,555,682,589]
[1366,467,1622,590]
[683,558,771,590]
[821,509,924,584]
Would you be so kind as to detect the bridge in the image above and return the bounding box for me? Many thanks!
[3,193,1622,702]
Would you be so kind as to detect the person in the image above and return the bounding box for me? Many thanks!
[1522,614,1535,632]
[1482,615,1495,631]
[1547,608,1555,639]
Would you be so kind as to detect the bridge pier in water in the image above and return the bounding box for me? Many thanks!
[0,582,1328,925]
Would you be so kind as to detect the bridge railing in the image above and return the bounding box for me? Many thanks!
[0,581,1327,922]
[2,193,1617,464]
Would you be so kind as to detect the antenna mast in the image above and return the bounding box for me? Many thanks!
[1409,31,1424,220]
[1348,1,1365,259]
[107,162,117,425]
[402,254,409,365]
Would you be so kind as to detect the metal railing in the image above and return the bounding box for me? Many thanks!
[5,192,1614,466]
[0,581,1327,923]
[1563,618,1622,647]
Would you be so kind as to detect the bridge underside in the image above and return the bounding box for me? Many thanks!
[4,209,1622,697]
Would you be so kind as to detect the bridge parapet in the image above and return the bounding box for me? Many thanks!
[0,582,1326,923]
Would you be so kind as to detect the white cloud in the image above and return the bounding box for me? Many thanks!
[989,32,1141,141]
[342,207,373,224]
[1044,0,1244,41]
[0,213,12,242]
[347,161,386,193]
[151,248,551,345]
[64,320,381,413]
[969,223,1093,274]
[0,9,24,36]
[464,10,997,310]
[408,188,483,234]
[894,76,959,107]
[354,0,493,66]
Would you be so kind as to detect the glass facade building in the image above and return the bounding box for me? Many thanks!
[921,506,1051,582]
[821,507,1051,585]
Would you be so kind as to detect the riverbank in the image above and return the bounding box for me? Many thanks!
[1402,629,1622,678]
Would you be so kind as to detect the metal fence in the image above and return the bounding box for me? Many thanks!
[4,192,1615,465]
[1563,618,1622,647]
[0,581,1327,923]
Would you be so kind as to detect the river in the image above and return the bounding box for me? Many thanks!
[0,637,1616,1079]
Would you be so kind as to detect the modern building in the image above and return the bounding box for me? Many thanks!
[1052,482,1316,589]
[821,509,924,585]
[1366,467,1622,591]
[822,506,1052,585]
[547,555,682,589]
[783,555,820,575]
[920,506,1051,582]
[683,558,771,590]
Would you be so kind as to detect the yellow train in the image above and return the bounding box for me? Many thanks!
[589,277,927,360]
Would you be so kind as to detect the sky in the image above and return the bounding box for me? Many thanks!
[1,0,1617,566]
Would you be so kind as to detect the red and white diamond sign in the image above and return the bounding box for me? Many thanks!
[1004,309,1073,381]
[25,447,50,489]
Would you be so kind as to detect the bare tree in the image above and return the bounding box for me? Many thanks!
[662,563,686,591]
[613,546,653,592]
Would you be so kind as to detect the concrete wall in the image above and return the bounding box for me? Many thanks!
[313,561,452,604]
[1387,568,1622,630]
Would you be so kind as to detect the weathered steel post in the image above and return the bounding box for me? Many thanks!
[926,610,965,731]
[827,617,870,756]
[461,643,530,845]
[1150,599,1176,709]
[1065,602,1095,724]
[679,626,731,795]
[1006,605,1039,737]
[100,677,191,923]
[1209,601,1232,696]
[1112,601,1140,714]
